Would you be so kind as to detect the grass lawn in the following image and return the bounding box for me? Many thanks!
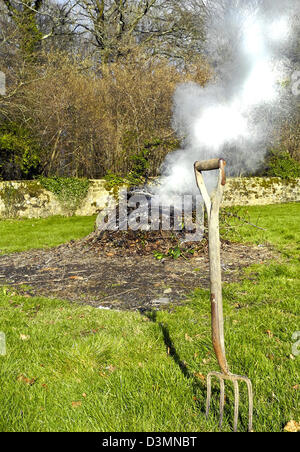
[0,215,96,254]
[0,204,299,432]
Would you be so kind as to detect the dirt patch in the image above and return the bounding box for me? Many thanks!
[0,238,275,311]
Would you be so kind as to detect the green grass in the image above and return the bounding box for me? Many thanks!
[0,204,299,432]
[0,215,96,254]
[222,203,300,257]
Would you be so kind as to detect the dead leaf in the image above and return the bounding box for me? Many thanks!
[71,401,82,408]
[20,334,30,341]
[185,333,193,342]
[292,385,299,390]
[194,372,206,381]
[69,276,84,280]
[82,393,87,398]
[9,299,22,308]
[284,420,300,432]
[17,375,36,386]
[266,330,273,338]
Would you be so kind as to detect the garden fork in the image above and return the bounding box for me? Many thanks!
[194,158,253,432]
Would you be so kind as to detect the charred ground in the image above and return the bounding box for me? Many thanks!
[0,231,274,311]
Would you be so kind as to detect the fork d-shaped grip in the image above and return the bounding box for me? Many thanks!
[194,158,227,186]
[194,158,225,172]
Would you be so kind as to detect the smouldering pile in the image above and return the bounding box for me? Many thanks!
[85,190,207,257]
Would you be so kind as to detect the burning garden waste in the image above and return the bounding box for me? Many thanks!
[91,0,298,257]
[93,187,206,257]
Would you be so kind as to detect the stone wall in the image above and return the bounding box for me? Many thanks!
[0,177,299,219]
[0,179,112,218]
[223,177,300,207]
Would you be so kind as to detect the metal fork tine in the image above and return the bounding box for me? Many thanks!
[245,378,254,432]
[204,372,254,432]
[219,378,225,428]
[206,373,212,418]
[233,380,239,432]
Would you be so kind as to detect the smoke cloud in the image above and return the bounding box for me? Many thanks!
[153,0,299,201]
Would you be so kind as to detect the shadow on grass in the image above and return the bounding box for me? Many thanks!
[140,309,207,413]
[139,309,250,432]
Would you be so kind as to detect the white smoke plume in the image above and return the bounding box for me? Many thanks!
[153,0,299,202]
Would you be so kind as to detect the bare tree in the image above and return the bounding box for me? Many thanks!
[0,0,79,57]
[71,0,207,63]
